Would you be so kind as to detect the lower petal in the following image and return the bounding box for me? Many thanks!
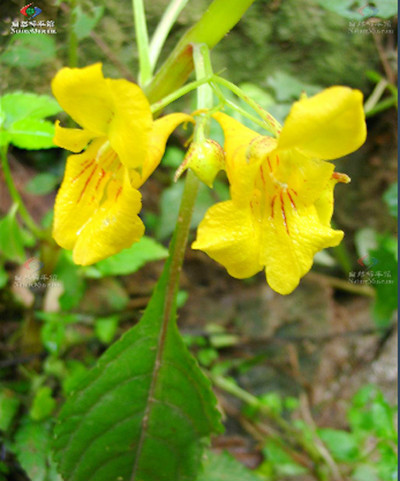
[192,201,262,278]
[72,173,144,265]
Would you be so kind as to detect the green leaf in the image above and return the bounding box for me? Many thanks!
[53,257,223,481]
[266,71,321,103]
[198,451,262,481]
[318,428,359,462]
[352,464,380,481]
[30,386,56,421]
[13,419,52,481]
[261,439,307,476]
[0,92,61,128]
[92,236,168,277]
[73,5,105,40]
[54,251,86,310]
[383,183,398,218]
[0,204,26,263]
[0,388,20,431]
[95,315,120,344]
[26,172,60,195]
[161,145,185,168]
[8,118,56,150]
[0,263,8,289]
[0,34,56,68]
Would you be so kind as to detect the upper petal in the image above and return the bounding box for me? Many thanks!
[54,121,95,152]
[192,201,262,278]
[51,64,113,135]
[106,78,153,172]
[278,86,367,160]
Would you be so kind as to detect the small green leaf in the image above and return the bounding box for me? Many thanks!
[73,5,105,40]
[13,419,52,481]
[9,118,56,150]
[0,388,20,431]
[198,451,262,481]
[318,428,359,462]
[26,172,60,195]
[383,183,398,218]
[53,256,223,481]
[1,34,56,68]
[95,315,120,344]
[54,251,86,310]
[261,439,307,476]
[161,145,185,168]
[0,92,61,128]
[30,386,56,421]
[352,464,380,481]
[0,204,26,263]
[0,263,8,288]
[92,236,168,277]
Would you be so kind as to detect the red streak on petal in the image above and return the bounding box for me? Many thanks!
[280,191,290,235]
[115,186,122,201]
[270,194,277,218]
[276,154,280,166]
[260,165,266,184]
[73,159,95,182]
[287,190,297,210]
[289,188,298,196]
[77,165,97,203]
[266,156,272,172]
[95,168,106,191]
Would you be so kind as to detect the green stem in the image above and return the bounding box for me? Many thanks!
[0,145,44,240]
[132,0,152,87]
[145,0,256,103]
[150,75,212,114]
[149,0,189,73]
[68,0,78,68]
[213,76,282,136]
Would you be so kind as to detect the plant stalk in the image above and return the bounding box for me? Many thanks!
[132,0,152,87]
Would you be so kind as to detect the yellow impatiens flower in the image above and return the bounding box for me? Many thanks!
[51,63,190,265]
[192,87,367,295]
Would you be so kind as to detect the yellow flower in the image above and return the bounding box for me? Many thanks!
[51,63,190,265]
[192,87,367,295]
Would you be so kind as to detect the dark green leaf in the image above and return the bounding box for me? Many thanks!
[198,451,262,481]
[26,172,60,195]
[9,118,56,150]
[92,236,168,277]
[53,257,223,481]
[0,34,56,68]
[0,388,20,431]
[0,204,26,263]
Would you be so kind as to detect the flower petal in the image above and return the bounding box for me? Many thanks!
[278,86,367,160]
[138,113,193,187]
[106,78,153,171]
[260,201,344,295]
[72,172,144,265]
[54,120,95,152]
[51,64,113,135]
[192,201,262,278]
[315,172,350,226]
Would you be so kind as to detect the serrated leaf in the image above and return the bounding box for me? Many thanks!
[92,236,168,277]
[9,118,56,150]
[198,451,262,481]
[53,257,223,481]
[0,204,26,263]
[0,92,61,128]
[1,34,56,68]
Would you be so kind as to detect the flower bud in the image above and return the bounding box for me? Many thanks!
[175,139,225,187]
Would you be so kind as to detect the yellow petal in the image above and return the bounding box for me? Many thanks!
[72,172,144,265]
[192,201,262,278]
[213,112,276,205]
[138,113,193,186]
[260,200,344,295]
[278,86,367,160]
[51,64,113,136]
[315,172,350,226]
[106,78,153,171]
[54,120,95,152]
